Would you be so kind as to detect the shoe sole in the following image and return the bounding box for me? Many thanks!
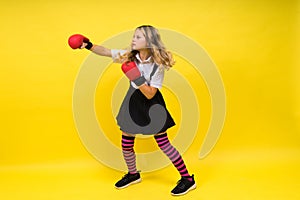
[115,178,142,189]
[171,183,197,196]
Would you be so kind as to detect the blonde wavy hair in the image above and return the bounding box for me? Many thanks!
[122,25,175,69]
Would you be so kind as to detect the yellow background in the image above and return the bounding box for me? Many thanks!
[0,0,299,199]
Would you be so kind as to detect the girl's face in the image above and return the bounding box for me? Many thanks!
[131,29,147,50]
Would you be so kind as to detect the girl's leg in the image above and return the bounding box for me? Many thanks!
[154,132,196,195]
[154,133,192,181]
[115,132,141,189]
[121,133,137,174]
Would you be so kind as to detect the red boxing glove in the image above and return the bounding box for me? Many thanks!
[121,61,146,86]
[68,34,93,50]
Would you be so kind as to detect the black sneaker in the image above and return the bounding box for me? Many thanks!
[171,175,196,196]
[115,172,141,189]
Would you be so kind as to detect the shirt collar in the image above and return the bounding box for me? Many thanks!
[135,53,152,64]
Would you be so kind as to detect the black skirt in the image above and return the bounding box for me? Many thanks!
[116,85,175,135]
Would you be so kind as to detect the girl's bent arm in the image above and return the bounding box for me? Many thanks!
[139,85,157,99]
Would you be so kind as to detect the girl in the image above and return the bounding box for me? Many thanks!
[78,25,196,196]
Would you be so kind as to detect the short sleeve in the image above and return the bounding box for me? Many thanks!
[111,49,127,63]
[149,67,164,89]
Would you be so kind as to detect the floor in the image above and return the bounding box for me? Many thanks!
[1,147,299,200]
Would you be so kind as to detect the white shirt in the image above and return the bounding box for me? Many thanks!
[111,49,164,89]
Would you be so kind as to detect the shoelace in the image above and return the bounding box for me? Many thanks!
[121,172,138,181]
[120,174,131,182]
[177,179,186,188]
[176,177,192,189]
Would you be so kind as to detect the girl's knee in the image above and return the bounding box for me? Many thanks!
[122,132,135,137]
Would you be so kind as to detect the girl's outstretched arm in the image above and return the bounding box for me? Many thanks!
[82,43,112,57]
